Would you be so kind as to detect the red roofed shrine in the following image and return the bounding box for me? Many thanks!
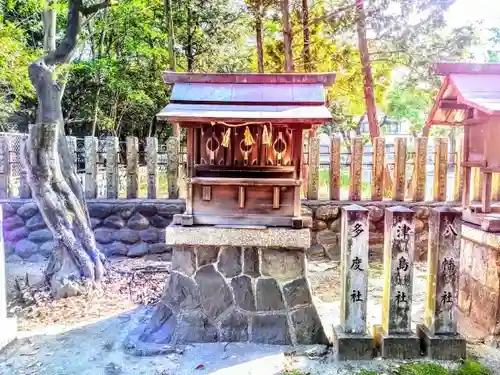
[157,72,336,228]
[425,63,500,231]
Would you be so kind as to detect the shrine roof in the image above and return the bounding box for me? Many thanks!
[156,103,332,124]
[426,63,500,129]
[158,71,336,123]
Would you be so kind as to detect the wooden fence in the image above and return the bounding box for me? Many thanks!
[0,133,482,203]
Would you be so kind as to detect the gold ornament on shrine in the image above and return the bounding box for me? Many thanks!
[243,126,255,146]
[262,124,271,146]
[221,127,231,148]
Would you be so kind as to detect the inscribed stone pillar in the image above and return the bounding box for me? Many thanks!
[166,136,180,198]
[349,137,363,201]
[307,135,320,200]
[392,138,407,201]
[412,137,428,202]
[374,206,420,359]
[0,137,10,198]
[126,136,139,199]
[106,136,119,198]
[66,136,77,167]
[0,206,16,349]
[333,204,373,360]
[417,207,466,360]
[330,137,341,200]
[146,137,158,199]
[371,137,385,201]
[433,137,448,201]
[19,136,31,198]
[84,136,98,199]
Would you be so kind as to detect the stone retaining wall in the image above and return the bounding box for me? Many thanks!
[2,199,185,262]
[304,201,460,261]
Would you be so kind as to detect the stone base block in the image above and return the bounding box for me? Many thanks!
[373,325,420,359]
[0,317,17,350]
[127,241,327,347]
[333,325,373,360]
[416,324,466,360]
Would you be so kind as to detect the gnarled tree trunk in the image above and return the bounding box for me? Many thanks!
[21,0,109,299]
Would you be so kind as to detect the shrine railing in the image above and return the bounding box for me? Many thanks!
[0,133,477,203]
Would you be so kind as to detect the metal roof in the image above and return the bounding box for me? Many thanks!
[157,72,335,124]
[156,103,332,124]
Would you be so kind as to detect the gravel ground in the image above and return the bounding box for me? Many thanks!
[1,257,500,375]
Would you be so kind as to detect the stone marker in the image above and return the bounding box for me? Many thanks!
[417,207,466,360]
[0,206,17,349]
[333,205,373,360]
[374,206,420,359]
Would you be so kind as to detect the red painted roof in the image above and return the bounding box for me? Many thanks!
[426,63,500,129]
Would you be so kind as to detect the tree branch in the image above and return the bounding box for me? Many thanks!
[81,0,112,16]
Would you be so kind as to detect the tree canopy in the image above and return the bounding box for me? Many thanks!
[0,0,484,139]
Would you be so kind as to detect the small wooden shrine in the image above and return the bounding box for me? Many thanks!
[425,63,500,231]
[157,72,336,228]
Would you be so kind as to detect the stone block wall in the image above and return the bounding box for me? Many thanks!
[304,201,460,261]
[458,225,500,343]
[134,246,327,345]
[2,199,184,262]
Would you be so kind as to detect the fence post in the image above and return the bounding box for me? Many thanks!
[349,137,363,201]
[146,137,158,199]
[334,204,372,360]
[166,136,180,198]
[19,136,31,199]
[0,137,10,198]
[302,130,310,198]
[433,137,448,201]
[372,137,385,201]
[453,136,464,202]
[126,136,139,199]
[375,206,420,359]
[307,134,320,200]
[106,136,119,199]
[392,137,407,201]
[330,137,341,200]
[84,136,98,199]
[66,136,77,169]
[417,207,466,359]
[411,137,427,202]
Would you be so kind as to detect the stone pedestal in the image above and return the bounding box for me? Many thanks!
[0,206,16,349]
[126,225,327,350]
[417,207,465,360]
[374,206,420,359]
[333,205,373,360]
[458,224,500,346]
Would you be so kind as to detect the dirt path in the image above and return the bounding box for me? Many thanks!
[1,257,499,375]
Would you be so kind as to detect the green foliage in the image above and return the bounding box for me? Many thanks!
[451,360,492,375]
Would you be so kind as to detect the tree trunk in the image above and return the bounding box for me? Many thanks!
[186,1,194,72]
[164,0,179,136]
[256,11,264,73]
[356,0,379,140]
[282,0,294,72]
[22,0,107,299]
[302,0,311,72]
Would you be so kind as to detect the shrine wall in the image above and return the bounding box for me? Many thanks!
[303,201,461,262]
